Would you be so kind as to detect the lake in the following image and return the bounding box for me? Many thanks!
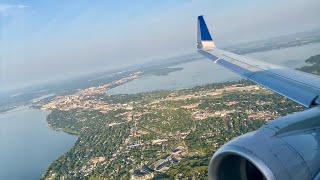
[0,107,77,180]
[106,43,320,95]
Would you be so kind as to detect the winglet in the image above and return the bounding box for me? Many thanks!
[197,16,215,51]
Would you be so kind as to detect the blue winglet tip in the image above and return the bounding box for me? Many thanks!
[198,15,212,41]
[198,15,204,22]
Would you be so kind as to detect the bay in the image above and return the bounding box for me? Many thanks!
[106,43,320,95]
[0,107,77,180]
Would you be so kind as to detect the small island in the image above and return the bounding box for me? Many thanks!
[298,54,320,75]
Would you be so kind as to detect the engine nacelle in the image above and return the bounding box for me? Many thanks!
[208,107,320,180]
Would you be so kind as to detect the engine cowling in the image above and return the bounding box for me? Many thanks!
[208,107,320,180]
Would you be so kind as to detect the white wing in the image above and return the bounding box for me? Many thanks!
[197,16,320,108]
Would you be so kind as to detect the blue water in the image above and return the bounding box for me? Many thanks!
[0,107,77,180]
[106,43,320,95]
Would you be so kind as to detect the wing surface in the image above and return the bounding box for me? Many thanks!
[197,16,320,108]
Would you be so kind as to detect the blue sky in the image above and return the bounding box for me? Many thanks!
[1,0,320,92]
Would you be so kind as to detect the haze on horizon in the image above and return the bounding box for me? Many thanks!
[1,0,320,92]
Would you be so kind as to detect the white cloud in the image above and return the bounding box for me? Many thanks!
[0,3,28,13]
[0,4,11,12]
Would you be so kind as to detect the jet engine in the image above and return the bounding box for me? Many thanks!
[208,107,320,180]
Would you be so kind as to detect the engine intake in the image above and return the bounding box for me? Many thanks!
[214,155,264,180]
[208,107,320,180]
[208,145,271,180]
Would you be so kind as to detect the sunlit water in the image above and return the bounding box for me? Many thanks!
[107,43,320,95]
[0,107,77,180]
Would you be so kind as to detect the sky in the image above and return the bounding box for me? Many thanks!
[1,0,320,92]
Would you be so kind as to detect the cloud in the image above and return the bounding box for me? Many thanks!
[0,3,28,13]
[0,4,11,12]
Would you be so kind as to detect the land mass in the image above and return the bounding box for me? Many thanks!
[41,80,305,180]
[40,54,319,179]
[2,30,319,114]
[143,67,184,76]
[297,54,320,75]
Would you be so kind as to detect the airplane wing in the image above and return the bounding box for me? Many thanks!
[197,16,320,180]
[197,16,320,108]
